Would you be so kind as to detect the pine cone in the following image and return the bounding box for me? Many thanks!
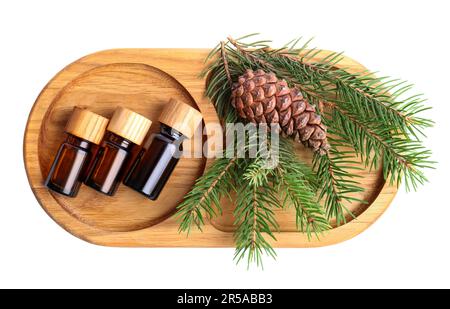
[231,69,330,154]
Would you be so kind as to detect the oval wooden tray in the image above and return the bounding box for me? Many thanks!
[24,49,397,247]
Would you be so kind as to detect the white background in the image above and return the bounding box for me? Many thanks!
[0,0,449,289]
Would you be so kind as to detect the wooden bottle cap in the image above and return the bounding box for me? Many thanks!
[107,107,152,145]
[158,99,203,138]
[65,107,109,145]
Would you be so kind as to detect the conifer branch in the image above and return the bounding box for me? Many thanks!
[176,157,238,233]
[313,148,365,225]
[277,139,330,234]
[220,41,233,88]
[233,157,279,268]
[181,34,434,266]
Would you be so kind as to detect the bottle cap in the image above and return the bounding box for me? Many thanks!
[107,107,152,145]
[65,107,109,145]
[158,99,203,138]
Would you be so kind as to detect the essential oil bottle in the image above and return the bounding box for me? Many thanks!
[84,107,152,196]
[124,99,202,200]
[44,107,109,197]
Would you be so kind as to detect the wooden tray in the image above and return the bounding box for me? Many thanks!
[23,49,397,247]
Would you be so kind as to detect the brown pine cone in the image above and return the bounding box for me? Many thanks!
[231,69,330,154]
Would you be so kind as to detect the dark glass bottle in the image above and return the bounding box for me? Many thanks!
[84,107,151,196]
[124,124,184,200]
[45,107,108,197]
[124,99,202,200]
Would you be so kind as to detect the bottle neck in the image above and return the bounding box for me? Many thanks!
[160,123,185,141]
[66,134,91,150]
[105,131,134,150]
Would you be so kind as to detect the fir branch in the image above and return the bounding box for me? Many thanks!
[277,139,330,235]
[220,41,233,89]
[313,146,366,225]
[277,138,318,188]
[185,34,435,266]
[176,129,324,267]
[323,100,433,190]
[281,173,330,237]
[233,158,279,268]
[176,157,238,234]
[272,47,433,140]
[332,72,433,138]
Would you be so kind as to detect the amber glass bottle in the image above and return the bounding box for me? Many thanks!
[84,107,151,196]
[124,99,202,200]
[44,107,109,197]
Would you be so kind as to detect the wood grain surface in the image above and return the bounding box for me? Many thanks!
[23,49,397,247]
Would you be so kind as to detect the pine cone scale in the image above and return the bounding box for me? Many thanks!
[263,97,276,113]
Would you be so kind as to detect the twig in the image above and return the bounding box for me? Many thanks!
[220,41,233,88]
[227,36,273,68]
[251,187,258,247]
[321,101,409,166]
[283,179,316,223]
[325,152,342,204]
[278,51,411,123]
[197,157,236,207]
